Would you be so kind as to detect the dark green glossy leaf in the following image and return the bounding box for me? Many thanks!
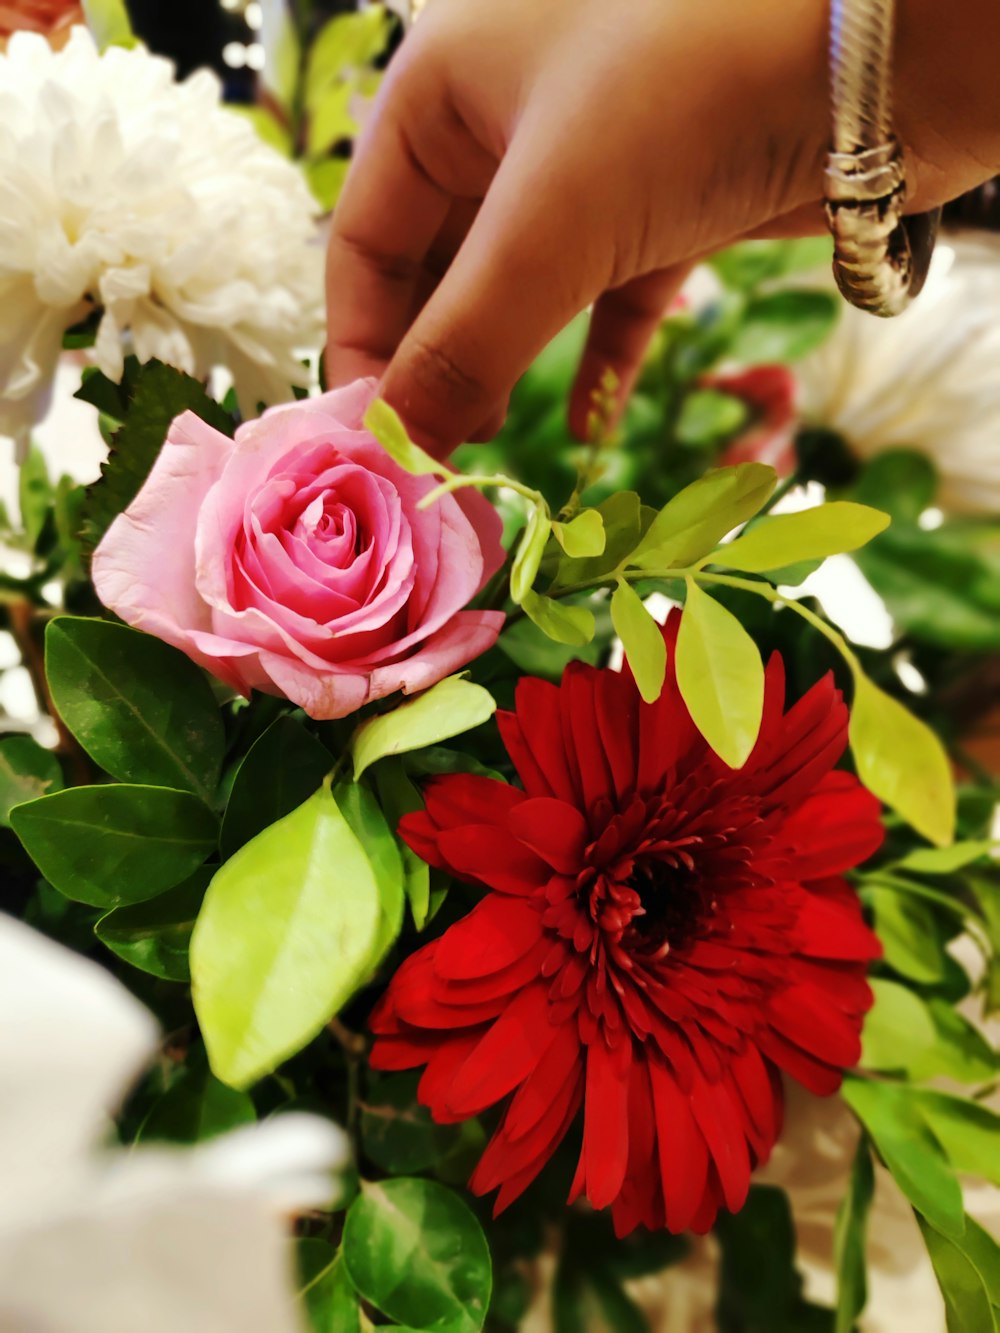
[916,1215,1000,1333]
[912,1091,1000,1187]
[139,1063,255,1143]
[11,784,218,908]
[870,890,949,983]
[0,735,63,826]
[220,715,332,859]
[360,1072,462,1174]
[834,1138,874,1333]
[727,290,839,364]
[298,1246,362,1333]
[46,617,224,802]
[95,868,210,980]
[342,1177,491,1332]
[553,1260,648,1333]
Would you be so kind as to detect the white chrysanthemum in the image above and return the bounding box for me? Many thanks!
[796,237,1000,514]
[0,27,324,451]
[0,912,349,1333]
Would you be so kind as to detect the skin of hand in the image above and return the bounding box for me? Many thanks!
[325,0,1000,455]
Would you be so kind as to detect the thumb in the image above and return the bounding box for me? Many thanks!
[380,136,609,455]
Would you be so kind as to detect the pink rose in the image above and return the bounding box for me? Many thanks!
[92,380,505,719]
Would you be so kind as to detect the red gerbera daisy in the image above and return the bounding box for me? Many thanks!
[370,616,883,1235]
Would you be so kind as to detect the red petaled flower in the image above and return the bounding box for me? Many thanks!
[370,616,883,1235]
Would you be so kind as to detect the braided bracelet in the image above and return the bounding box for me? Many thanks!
[825,0,941,316]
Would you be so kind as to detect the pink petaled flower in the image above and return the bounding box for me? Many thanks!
[370,617,884,1235]
[92,380,505,719]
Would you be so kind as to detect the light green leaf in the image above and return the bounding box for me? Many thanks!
[342,1178,492,1333]
[675,579,764,768]
[834,1139,875,1333]
[45,617,224,803]
[305,157,350,212]
[260,0,301,111]
[916,1215,1000,1333]
[675,388,750,448]
[610,579,666,704]
[913,1091,1000,1186]
[522,590,596,647]
[915,999,997,1085]
[0,736,63,827]
[228,104,292,156]
[95,869,210,982]
[304,8,392,107]
[18,445,51,548]
[727,290,840,364]
[306,82,356,158]
[628,463,776,571]
[552,510,606,559]
[82,0,136,49]
[375,760,430,929]
[710,237,833,290]
[869,890,949,983]
[335,781,404,966]
[510,504,552,604]
[11,784,218,908]
[363,399,444,478]
[715,502,890,572]
[554,490,644,586]
[849,673,955,847]
[899,841,992,875]
[139,1064,255,1144]
[190,785,382,1089]
[351,677,497,780]
[861,978,939,1073]
[842,1079,965,1239]
[220,716,332,859]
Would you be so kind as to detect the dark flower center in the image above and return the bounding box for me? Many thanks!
[623,859,713,956]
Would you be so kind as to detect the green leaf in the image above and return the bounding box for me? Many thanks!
[913,1091,1000,1186]
[554,491,644,586]
[853,450,938,525]
[521,590,596,647]
[335,780,404,966]
[139,1064,255,1144]
[304,8,392,107]
[305,157,350,212]
[363,399,444,478]
[261,0,301,111]
[899,841,991,875]
[82,0,135,48]
[0,736,62,827]
[869,889,949,983]
[360,1072,463,1174]
[841,1079,965,1239]
[306,82,356,157]
[351,677,497,780]
[510,504,553,603]
[727,290,840,364]
[552,509,606,559]
[860,977,941,1072]
[834,1138,874,1333]
[554,1260,649,1333]
[11,784,218,908]
[715,502,890,572]
[849,673,955,847]
[675,579,764,768]
[675,388,750,447]
[298,1247,361,1333]
[610,579,666,704]
[19,445,52,549]
[46,617,224,802]
[190,784,382,1088]
[628,463,777,571]
[220,716,332,859]
[80,361,234,551]
[916,998,997,1085]
[916,1215,1000,1333]
[710,237,833,290]
[95,869,210,981]
[498,615,602,677]
[228,104,292,156]
[342,1178,492,1333]
[375,759,431,929]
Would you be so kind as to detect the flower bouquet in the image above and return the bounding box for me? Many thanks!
[1,14,998,1333]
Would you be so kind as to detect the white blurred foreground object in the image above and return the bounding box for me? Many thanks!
[0,913,348,1333]
[0,27,323,451]
[797,238,1000,513]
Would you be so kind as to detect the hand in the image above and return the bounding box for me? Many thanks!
[325,0,1000,455]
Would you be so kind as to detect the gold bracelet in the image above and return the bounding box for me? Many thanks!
[824,0,941,316]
